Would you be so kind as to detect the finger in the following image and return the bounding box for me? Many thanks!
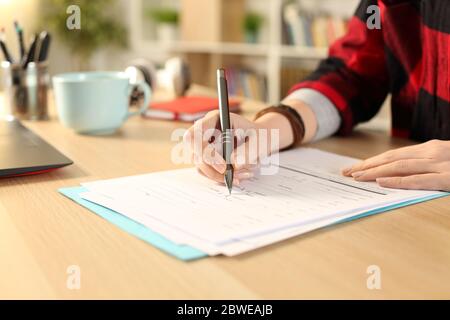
[342,144,425,176]
[185,111,221,152]
[232,124,249,147]
[194,110,221,141]
[351,159,438,182]
[197,162,230,184]
[202,166,254,181]
[231,129,266,170]
[188,133,223,170]
[232,141,255,170]
[202,144,226,173]
[234,167,256,181]
[202,143,260,175]
[195,110,220,131]
[236,163,260,173]
[376,173,450,191]
[198,137,258,177]
[197,165,240,186]
[197,164,252,184]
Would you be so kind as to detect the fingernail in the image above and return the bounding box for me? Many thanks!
[345,162,363,174]
[342,167,351,175]
[212,163,226,173]
[237,172,254,180]
[351,171,365,179]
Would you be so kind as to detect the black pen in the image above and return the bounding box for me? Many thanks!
[217,68,234,194]
[22,33,38,69]
[0,28,14,63]
[14,21,25,61]
[37,31,51,62]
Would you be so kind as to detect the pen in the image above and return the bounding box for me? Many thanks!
[0,28,14,63]
[22,33,38,69]
[37,31,51,62]
[14,21,25,61]
[217,68,234,194]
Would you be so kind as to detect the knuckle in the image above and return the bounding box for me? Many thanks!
[194,117,202,124]
[394,177,405,187]
[428,147,443,158]
[426,140,444,155]
[230,112,239,121]
[383,150,396,161]
[408,175,422,188]
[427,139,441,146]
[438,161,450,172]
[206,110,219,117]
[193,118,203,129]
[378,150,395,167]
[394,159,409,171]
[389,176,403,186]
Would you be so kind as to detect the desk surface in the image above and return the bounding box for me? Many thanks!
[1,89,450,299]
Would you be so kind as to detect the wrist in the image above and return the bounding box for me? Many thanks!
[281,99,317,143]
[254,112,294,152]
[254,108,296,150]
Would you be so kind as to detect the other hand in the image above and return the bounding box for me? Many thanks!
[342,140,450,191]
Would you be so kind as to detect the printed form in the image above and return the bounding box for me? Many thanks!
[80,149,444,256]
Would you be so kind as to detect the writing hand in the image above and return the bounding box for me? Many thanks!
[183,111,267,185]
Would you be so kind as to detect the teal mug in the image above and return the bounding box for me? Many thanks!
[52,72,151,135]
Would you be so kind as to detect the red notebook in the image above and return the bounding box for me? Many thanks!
[144,96,241,122]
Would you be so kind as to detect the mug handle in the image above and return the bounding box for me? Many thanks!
[126,80,151,119]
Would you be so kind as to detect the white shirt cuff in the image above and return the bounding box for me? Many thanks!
[283,88,341,141]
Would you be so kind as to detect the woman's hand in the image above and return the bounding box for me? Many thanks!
[183,111,281,185]
[342,140,450,191]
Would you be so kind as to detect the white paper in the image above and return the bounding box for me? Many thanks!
[80,148,444,256]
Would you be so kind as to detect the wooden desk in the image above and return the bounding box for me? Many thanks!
[1,90,449,299]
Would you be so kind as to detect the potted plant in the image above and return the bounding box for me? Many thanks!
[244,12,264,44]
[146,8,179,43]
[40,0,127,71]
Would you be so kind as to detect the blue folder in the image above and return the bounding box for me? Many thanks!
[59,187,207,261]
[59,187,447,261]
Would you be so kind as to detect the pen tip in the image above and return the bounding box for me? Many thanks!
[224,170,233,195]
[217,68,225,78]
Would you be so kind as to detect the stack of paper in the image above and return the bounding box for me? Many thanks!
[73,149,446,257]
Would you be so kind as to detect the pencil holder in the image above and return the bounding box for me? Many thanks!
[1,61,49,121]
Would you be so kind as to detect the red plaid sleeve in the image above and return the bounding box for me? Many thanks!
[289,0,389,135]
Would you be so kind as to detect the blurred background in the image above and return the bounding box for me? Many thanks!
[0,0,389,129]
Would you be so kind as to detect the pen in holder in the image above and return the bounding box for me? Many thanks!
[1,61,49,121]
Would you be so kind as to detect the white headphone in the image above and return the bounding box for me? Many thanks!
[125,57,191,102]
